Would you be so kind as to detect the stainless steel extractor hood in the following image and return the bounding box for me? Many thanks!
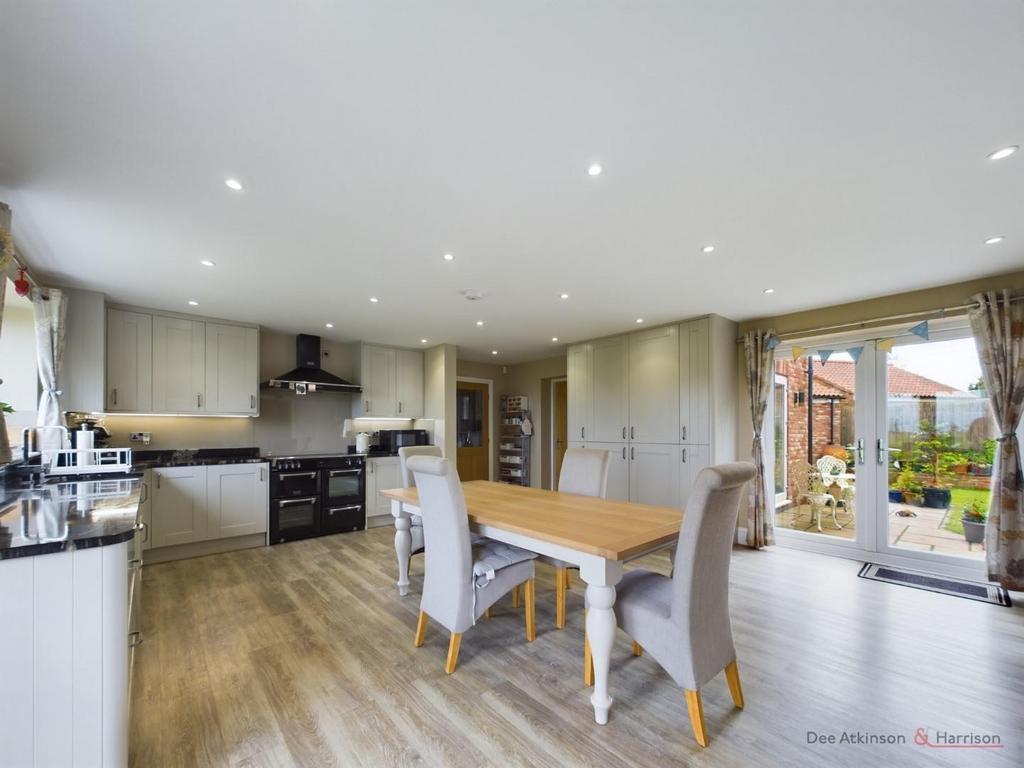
[264,334,362,395]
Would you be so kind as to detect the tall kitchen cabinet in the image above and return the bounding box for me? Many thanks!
[105,307,259,415]
[352,344,424,418]
[365,456,401,528]
[565,315,737,509]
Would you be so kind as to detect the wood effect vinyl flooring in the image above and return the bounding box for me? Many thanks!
[130,527,1024,768]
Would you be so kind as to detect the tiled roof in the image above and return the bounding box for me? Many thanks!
[809,360,964,398]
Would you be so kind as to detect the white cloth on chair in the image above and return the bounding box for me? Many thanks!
[472,541,537,588]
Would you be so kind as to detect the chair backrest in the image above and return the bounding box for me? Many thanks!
[816,455,845,478]
[407,455,474,632]
[791,461,814,494]
[670,462,755,685]
[399,445,443,488]
[557,448,610,498]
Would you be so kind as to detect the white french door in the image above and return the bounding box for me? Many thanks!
[770,329,989,580]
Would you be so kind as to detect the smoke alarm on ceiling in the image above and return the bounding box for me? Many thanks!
[461,289,484,301]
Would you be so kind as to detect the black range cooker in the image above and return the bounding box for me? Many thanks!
[268,454,365,544]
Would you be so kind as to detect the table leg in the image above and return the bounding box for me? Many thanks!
[585,585,616,724]
[580,558,623,725]
[392,500,412,596]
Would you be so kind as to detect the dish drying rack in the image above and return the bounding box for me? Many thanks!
[43,447,134,476]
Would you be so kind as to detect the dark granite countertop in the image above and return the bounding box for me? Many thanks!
[129,446,266,469]
[0,475,143,560]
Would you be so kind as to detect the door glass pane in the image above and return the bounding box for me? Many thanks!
[457,389,484,448]
[279,501,316,529]
[885,337,992,560]
[326,472,360,499]
[774,353,856,539]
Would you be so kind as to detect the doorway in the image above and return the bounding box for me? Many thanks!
[551,378,568,487]
[769,324,991,578]
[456,379,491,481]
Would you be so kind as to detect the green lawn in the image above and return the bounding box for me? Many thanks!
[943,487,991,535]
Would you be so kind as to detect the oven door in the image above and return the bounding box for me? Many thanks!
[323,467,364,504]
[270,495,321,543]
[272,470,320,499]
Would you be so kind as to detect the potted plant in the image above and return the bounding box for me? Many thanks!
[961,501,986,545]
[894,466,923,506]
[912,423,955,509]
[949,455,970,475]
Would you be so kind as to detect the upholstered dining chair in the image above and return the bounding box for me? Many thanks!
[611,462,755,747]
[538,448,610,628]
[407,455,537,673]
[397,445,442,560]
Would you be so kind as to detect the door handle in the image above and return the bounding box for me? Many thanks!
[622,446,626,460]
[856,438,865,465]
[250,394,256,409]
[876,438,886,465]
[622,426,626,440]
[630,426,635,440]
[279,496,318,506]
[682,448,687,463]
[329,505,362,513]
[581,426,585,439]
[630,446,635,461]
[398,401,402,414]
[681,426,687,441]
[279,471,317,479]
[111,388,118,406]
[197,393,202,408]
[329,469,360,476]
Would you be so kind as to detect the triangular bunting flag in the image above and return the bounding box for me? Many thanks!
[818,349,834,365]
[847,346,864,363]
[791,346,806,361]
[909,320,929,340]
[878,338,896,353]
[766,336,780,351]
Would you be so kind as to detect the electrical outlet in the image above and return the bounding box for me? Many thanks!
[130,432,152,445]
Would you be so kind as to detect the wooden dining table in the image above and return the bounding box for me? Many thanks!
[380,480,683,725]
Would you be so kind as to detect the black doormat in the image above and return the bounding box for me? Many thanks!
[857,563,1012,606]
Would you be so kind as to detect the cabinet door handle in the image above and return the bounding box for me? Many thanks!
[682,448,687,463]
[140,482,148,504]
[365,400,371,412]
[622,426,626,440]
[128,631,142,648]
[250,394,256,409]
[197,393,202,408]
[156,474,161,489]
[630,426,635,440]
[622,446,626,460]
[581,426,585,439]
[259,466,266,481]
[681,426,687,441]
[630,446,635,461]
[112,388,118,406]
[398,401,402,414]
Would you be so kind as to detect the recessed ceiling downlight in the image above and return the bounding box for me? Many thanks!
[443,253,454,261]
[491,350,498,355]
[987,146,1018,161]
[635,318,644,324]
[200,259,216,267]
[325,323,334,329]
[560,293,569,300]
[188,300,199,306]
[476,320,484,326]
[763,288,775,294]
[421,338,428,344]
[369,296,379,303]
[552,337,559,342]
[984,236,1005,245]
[587,163,603,177]
[224,178,243,191]
[701,245,715,254]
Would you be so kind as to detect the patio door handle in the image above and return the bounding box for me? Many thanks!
[856,438,865,465]
[876,438,886,466]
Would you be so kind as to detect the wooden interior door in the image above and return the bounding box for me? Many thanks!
[456,382,490,481]
[553,379,568,485]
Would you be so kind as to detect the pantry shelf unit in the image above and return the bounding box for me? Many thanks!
[499,396,531,487]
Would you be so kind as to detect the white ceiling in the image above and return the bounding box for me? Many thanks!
[1,1,1022,363]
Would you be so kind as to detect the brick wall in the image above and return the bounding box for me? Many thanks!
[775,359,850,500]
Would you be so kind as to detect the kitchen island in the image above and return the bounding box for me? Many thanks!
[0,473,143,768]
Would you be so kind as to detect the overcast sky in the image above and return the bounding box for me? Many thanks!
[890,337,982,392]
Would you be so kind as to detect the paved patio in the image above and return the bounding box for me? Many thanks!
[775,500,984,559]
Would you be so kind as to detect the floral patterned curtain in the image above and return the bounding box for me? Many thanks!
[968,290,1024,591]
[744,329,778,548]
